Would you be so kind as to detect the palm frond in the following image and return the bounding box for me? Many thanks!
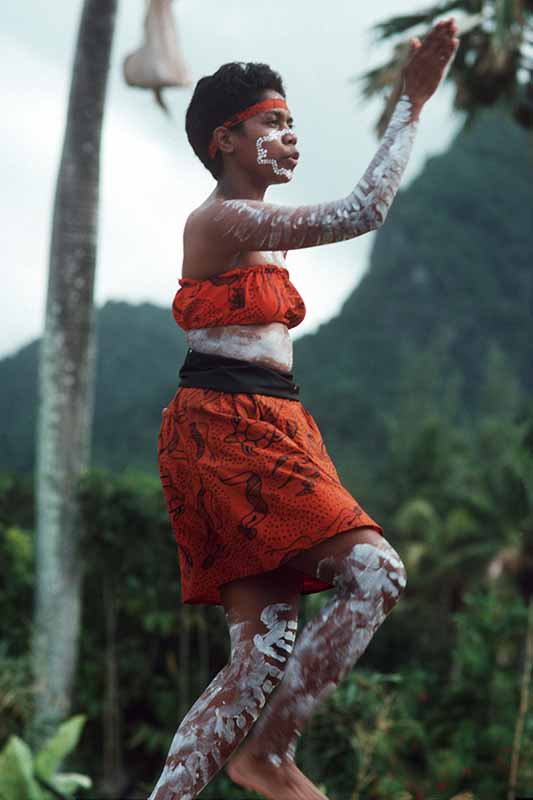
[354,0,533,138]
[354,41,411,137]
[494,0,526,49]
[371,0,469,41]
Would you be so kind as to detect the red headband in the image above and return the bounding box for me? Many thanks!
[207,98,289,160]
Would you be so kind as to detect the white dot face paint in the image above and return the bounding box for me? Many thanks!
[256,128,294,180]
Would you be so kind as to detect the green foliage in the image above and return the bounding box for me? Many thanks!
[357,0,533,139]
[0,643,34,745]
[0,475,36,683]
[289,585,528,800]
[295,112,531,493]
[0,737,41,800]
[2,405,533,796]
[33,715,86,785]
[0,715,92,800]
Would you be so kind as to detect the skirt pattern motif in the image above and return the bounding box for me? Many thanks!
[158,386,384,605]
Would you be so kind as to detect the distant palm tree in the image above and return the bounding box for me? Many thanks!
[30,0,118,750]
[30,0,192,754]
[355,0,533,137]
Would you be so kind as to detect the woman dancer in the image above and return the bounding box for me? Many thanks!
[151,18,459,800]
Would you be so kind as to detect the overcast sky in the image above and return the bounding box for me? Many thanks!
[1,0,464,359]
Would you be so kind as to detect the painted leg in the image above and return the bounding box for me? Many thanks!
[228,533,407,779]
[146,600,298,800]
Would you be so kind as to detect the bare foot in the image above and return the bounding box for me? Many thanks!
[225,749,329,800]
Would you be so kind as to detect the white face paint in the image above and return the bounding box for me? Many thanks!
[256,128,294,180]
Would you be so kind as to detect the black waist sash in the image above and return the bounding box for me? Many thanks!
[178,348,301,401]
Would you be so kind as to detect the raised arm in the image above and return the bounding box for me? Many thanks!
[211,93,418,251]
[208,18,459,254]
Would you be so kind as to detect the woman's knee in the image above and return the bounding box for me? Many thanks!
[318,536,407,614]
[284,526,407,610]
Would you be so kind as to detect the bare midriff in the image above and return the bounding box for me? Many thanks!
[187,321,293,374]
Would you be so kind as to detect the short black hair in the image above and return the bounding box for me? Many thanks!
[185,62,286,180]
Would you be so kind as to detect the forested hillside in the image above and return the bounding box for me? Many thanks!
[1,108,530,479]
[0,302,185,475]
[292,106,532,471]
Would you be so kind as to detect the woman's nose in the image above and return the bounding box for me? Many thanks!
[282,129,297,144]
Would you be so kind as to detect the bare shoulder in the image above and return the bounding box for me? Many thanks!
[182,202,238,279]
[183,204,209,240]
[183,200,228,244]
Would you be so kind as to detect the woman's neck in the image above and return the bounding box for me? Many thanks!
[214,170,269,202]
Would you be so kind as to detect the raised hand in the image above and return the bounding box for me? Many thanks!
[402,18,460,113]
[193,23,456,258]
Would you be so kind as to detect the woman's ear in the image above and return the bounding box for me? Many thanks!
[214,126,235,155]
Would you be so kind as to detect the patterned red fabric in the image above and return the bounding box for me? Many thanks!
[172,264,306,331]
[159,262,384,605]
[158,388,384,605]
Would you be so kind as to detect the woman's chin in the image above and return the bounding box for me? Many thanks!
[261,169,294,187]
[275,170,294,183]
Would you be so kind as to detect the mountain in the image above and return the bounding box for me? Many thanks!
[1,108,531,479]
[0,302,186,476]
[290,107,532,464]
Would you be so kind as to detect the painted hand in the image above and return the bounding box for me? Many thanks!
[402,17,460,109]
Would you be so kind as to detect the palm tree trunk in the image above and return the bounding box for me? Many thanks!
[101,566,127,797]
[29,0,118,750]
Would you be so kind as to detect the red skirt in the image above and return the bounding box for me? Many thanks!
[158,387,384,605]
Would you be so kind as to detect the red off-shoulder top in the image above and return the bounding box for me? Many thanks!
[172,263,306,331]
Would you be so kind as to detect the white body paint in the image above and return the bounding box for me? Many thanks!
[147,602,298,800]
[213,94,418,250]
[149,96,413,794]
[186,321,293,373]
[194,96,418,370]
[256,127,294,180]
[147,537,406,797]
[240,541,407,769]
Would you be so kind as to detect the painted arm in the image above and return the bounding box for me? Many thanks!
[209,93,419,253]
[208,19,460,254]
